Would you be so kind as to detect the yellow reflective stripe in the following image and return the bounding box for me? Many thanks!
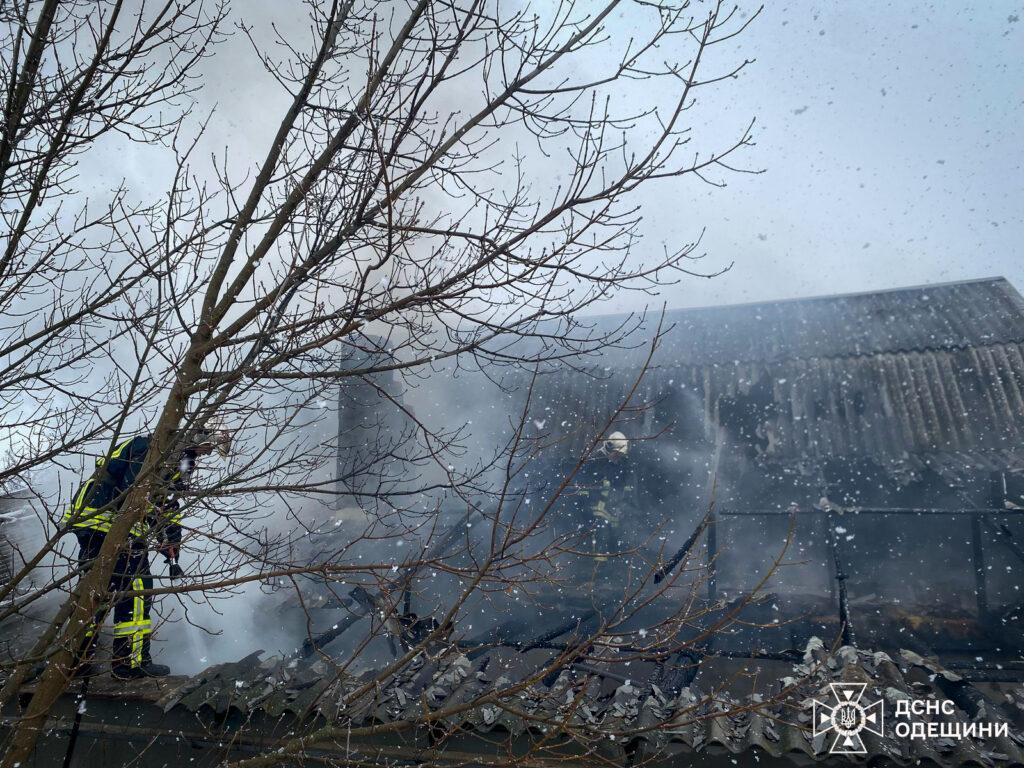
[73,479,94,510]
[111,437,135,460]
[112,623,152,636]
[95,436,134,469]
[132,577,144,621]
[66,515,148,537]
[131,577,145,668]
[115,618,152,630]
[69,513,113,533]
[67,505,148,535]
[112,622,152,636]
[65,502,114,532]
[71,506,108,516]
[64,481,96,524]
[71,521,112,533]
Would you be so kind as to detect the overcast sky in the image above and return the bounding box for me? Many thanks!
[634,1,1024,310]
[97,2,1024,313]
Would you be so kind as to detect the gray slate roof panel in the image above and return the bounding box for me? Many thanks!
[600,277,1024,367]
[533,292,1024,467]
[89,639,1024,767]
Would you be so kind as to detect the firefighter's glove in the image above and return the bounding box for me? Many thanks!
[168,562,185,580]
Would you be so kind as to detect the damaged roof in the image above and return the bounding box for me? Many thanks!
[66,639,1024,766]
[534,277,1024,471]
[609,276,1024,367]
[666,343,1024,469]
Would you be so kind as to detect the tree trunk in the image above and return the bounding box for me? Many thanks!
[1,364,199,767]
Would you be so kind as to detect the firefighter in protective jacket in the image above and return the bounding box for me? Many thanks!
[63,426,230,679]
[569,431,672,564]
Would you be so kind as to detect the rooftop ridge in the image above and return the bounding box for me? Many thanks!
[586,276,1017,320]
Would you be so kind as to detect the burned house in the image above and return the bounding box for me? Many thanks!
[5,278,1024,767]
[516,277,1024,653]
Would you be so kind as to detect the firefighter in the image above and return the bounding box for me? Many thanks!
[575,431,674,562]
[62,423,231,679]
[580,431,636,561]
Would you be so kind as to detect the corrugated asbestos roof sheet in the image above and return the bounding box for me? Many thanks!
[532,281,1024,469]
[599,277,1024,367]
[669,343,1024,466]
[531,343,1024,471]
[82,640,1024,766]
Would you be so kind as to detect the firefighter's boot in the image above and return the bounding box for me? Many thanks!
[141,637,170,677]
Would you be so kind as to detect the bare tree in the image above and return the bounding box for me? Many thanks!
[0,1,227,696]
[0,0,226,528]
[0,0,766,764]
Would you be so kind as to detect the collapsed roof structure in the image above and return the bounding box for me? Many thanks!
[5,277,1024,767]
[528,275,1024,482]
[517,277,1024,651]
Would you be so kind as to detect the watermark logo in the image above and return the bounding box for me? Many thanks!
[893,699,1008,740]
[812,682,884,754]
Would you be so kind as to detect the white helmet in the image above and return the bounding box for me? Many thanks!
[603,431,629,457]
[187,416,233,457]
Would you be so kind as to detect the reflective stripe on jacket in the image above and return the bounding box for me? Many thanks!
[63,435,188,540]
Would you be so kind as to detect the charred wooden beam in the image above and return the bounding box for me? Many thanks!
[827,511,856,647]
[520,610,598,652]
[463,610,599,660]
[653,511,713,584]
[981,516,1024,566]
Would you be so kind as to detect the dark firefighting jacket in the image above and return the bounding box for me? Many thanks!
[63,434,191,545]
